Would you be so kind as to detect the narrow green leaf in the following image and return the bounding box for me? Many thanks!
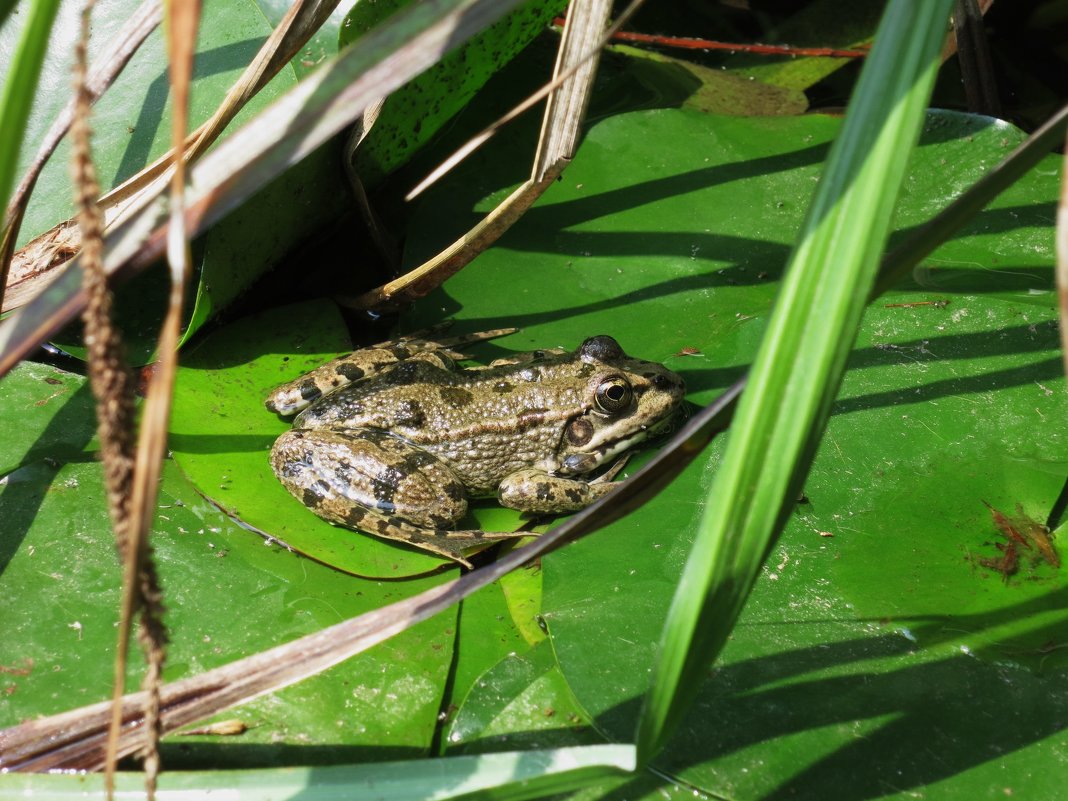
[0,0,61,219]
[635,0,956,764]
[0,744,636,801]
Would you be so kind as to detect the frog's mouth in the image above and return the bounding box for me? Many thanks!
[559,409,682,476]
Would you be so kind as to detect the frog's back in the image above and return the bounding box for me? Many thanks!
[292,359,584,492]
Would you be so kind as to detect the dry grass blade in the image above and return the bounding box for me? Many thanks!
[531,0,612,178]
[347,161,566,310]
[348,0,638,311]
[0,0,528,379]
[0,380,743,772]
[70,0,140,786]
[183,0,341,163]
[95,0,343,216]
[952,0,1000,115]
[343,98,399,265]
[406,0,645,200]
[0,0,161,313]
[102,3,201,796]
[939,0,993,62]
[2,0,340,317]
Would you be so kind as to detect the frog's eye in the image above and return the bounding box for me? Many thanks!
[595,375,632,413]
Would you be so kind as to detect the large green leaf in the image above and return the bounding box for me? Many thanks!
[398,107,1063,798]
[3,93,1061,799]
[0,362,457,763]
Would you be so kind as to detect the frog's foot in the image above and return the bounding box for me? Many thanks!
[264,327,519,415]
[497,468,620,516]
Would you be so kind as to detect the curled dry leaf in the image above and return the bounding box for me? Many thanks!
[2,221,80,312]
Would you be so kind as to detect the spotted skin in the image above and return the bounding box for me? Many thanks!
[497,464,625,515]
[265,327,519,415]
[266,330,686,565]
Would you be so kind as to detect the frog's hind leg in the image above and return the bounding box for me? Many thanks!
[270,428,525,566]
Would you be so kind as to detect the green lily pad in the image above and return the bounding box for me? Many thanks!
[396,107,1063,798]
[0,363,457,764]
[169,299,460,578]
[6,94,1062,798]
[444,639,600,755]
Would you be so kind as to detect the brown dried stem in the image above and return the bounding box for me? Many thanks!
[72,2,137,547]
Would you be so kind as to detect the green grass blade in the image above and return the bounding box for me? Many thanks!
[0,0,61,220]
[635,0,955,764]
[0,744,636,801]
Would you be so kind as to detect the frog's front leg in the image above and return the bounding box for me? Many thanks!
[271,428,520,566]
[497,468,621,515]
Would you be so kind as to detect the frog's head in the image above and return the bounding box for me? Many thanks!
[555,335,686,476]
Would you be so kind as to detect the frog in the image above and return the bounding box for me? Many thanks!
[265,328,686,567]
